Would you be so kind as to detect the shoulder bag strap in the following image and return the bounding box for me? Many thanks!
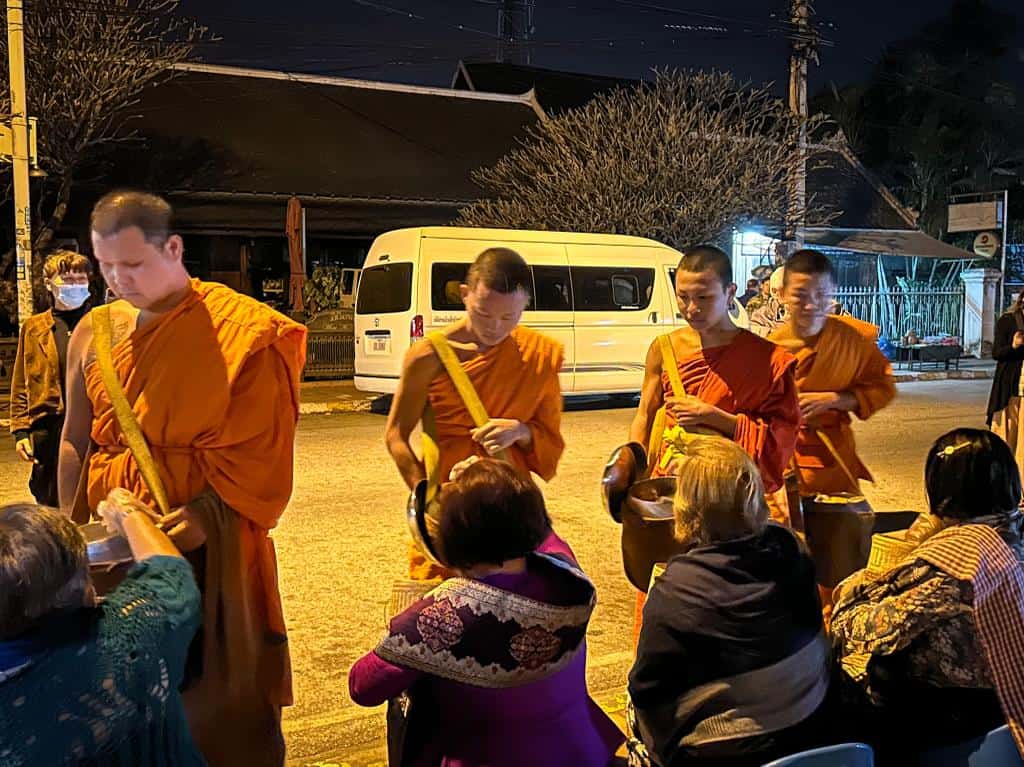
[647,334,684,463]
[92,305,171,516]
[425,331,509,462]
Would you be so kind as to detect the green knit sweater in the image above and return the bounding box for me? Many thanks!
[0,556,204,766]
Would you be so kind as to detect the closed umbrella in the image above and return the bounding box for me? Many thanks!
[287,196,305,313]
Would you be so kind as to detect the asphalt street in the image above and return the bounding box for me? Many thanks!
[0,378,991,766]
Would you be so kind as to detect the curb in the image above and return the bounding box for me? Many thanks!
[298,400,376,416]
[893,369,993,384]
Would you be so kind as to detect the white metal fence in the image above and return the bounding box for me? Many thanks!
[833,286,964,342]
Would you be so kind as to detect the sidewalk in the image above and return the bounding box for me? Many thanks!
[890,357,995,383]
[296,360,998,415]
[0,361,998,426]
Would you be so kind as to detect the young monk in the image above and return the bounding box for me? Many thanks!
[58,191,306,767]
[385,247,564,580]
[630,245,800,517]
[768,249,896,498]
[769,250,896,615]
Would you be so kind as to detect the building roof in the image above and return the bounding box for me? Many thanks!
[87,61,918,240]
[104,63,545,235]
[452,60,637,113]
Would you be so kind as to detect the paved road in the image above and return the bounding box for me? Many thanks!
[0,379,990,766]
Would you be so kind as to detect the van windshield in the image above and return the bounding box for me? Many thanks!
[356,263,413,314]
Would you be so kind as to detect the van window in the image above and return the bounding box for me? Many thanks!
[356,263,413,314]
[432,262,550,310]
[532,266,572,311]
[571,266,654,311]
[431,263,470,310]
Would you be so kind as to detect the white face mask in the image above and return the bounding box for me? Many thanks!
[56,284,90,309]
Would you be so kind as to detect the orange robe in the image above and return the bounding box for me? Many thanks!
[770,315,896,496]
[653,330,800,494]
[83,280,306,756]
[410,325,564,578]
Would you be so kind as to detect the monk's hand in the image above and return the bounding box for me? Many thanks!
[159,505,207,553]
[449,455,481,481]
[666,395,715,426]
[799,392,840,421]
[471,418,531,455]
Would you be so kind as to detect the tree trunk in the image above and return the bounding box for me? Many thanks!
[33,172,75,255]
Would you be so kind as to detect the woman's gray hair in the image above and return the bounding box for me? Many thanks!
[672,436,769,546]
[0,505,91,639]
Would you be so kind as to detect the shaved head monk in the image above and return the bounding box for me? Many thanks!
[385,247,565,580]
[59,191,306,767]
[769,249,896,498]
[630,244,801,523]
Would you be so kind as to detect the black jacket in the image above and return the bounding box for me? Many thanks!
[629,524,823,766]
[987,311,1024,425]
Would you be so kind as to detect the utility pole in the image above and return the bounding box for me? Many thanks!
[785,0,817,255]
[496,0,536,65]
[6,0,33,326]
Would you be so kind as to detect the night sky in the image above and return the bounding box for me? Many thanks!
[177,0,1023,96]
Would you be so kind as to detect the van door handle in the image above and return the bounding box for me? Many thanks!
[648,311,658,324]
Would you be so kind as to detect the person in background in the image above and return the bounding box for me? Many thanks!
[831,428,1024,760]
[0,490,203,765]
[628,436,827,767]
[349,458,623,766]
[744,276,772,314]
[738,278,759,307]
[9,250,93,506]
[749,267,788,337]
[988,290,1024,485]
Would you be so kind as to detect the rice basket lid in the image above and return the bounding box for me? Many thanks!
[867,530,916,574]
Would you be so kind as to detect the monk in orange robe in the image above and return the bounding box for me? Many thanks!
[768,250,896,497]
[385,247,564,580]
[630,245,800,513]
[59,191,306,767]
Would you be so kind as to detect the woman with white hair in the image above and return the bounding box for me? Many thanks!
[627,436,827,767]
[0,491,203,765]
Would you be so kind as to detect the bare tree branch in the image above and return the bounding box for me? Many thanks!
[0,0,212,320]
[459,70,840,250]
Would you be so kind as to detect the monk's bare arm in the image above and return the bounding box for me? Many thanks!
[629,340,664,447]
[58,314,95,513]
[385,342,440,491]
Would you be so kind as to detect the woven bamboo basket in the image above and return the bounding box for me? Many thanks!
[866,530,916,575]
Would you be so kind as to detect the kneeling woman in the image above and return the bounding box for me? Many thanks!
[831,428,1024,757]
[349,458,624,766]
[628,436,828,767]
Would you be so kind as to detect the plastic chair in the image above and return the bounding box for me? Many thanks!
[915,724,1022,766]
[763,742,874,767]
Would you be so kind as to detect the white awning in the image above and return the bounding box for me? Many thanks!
[802,228,977,260]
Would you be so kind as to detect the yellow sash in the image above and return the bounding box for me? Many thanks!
[92,305,171,516]
[423,331,509,504]
[647,334,713,469]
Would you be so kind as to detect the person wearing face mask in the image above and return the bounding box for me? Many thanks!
[385,247,566,581]
[9,251,93,506]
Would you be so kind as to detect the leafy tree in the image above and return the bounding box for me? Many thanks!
[816,0,1021,237]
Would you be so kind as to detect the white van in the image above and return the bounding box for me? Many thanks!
[354,227,748,395]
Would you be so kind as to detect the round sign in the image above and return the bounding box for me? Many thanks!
[974,231,1001,258]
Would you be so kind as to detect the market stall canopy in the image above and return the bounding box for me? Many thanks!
[802,228,977,260]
